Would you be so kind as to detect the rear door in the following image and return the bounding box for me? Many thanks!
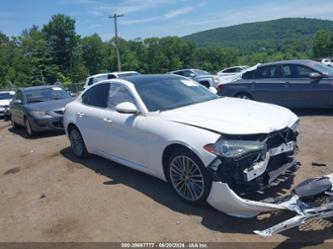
[281,64,331,108]
[250,65,286,106]
[75,83,111,150]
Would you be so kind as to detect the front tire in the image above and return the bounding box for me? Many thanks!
[69,127,89,158]
[24,117,34,137]
[11,116,18,130]
[167,148,212,205]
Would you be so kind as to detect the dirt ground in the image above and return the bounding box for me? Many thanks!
[0,110,333,246]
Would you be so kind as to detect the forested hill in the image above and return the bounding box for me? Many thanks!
[183,18,333,53]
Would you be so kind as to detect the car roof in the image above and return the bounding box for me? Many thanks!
[258,59,316,68]
[170,69,196,73]
[20,85,62,92]
[97,74,182,87]
[124,74,182,86]
[87,71,140,79]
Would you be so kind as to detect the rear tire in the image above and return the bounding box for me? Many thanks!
[166,147,212,205]
[235,93,253,100]
[69,127,89,158]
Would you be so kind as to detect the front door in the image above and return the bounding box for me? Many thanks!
[99,83,148,167]
[281,64,331,108]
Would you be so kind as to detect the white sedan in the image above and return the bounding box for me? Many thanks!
[64,74,333,236]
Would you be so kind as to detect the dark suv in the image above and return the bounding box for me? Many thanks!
[218,60,333,109]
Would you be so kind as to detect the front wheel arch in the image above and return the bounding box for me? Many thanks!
[162,144,189,181]
[163,144,212,205]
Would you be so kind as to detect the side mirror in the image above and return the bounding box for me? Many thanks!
[309,72,322,79]
[189,73,196,78]
[115,102,138,114]
[13,99,22,105]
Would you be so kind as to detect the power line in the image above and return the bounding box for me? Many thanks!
[109,13,124,72]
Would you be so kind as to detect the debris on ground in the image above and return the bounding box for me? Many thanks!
[312,161,327,167]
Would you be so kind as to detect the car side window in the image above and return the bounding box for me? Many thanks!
[107,74,117,79]
[281,65,293,78]
[255,66,280,79]
[282,65,316,78]
[173,71,184,76]
[242,70,255,79]
[82,83,110,108]
[87,78,94,86]
[223,68,236,73]
[93,75,108,83]
[294,65,315,78]
[183,71,195,78]
[108,84,136,109]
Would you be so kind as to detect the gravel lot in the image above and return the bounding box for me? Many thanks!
[0,110,333,246]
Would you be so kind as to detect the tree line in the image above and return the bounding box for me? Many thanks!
[1,14,333,89]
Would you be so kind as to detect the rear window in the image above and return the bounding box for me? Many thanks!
[242,70,255,79]
[82,83,110,108]
[0,92,14,100]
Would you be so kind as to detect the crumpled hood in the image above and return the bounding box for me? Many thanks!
[25,98,74,111]
[160,97,298,135]
[0,99,11,106]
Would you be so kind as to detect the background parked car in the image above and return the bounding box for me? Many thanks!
[83,71,141,89]
[10,85,74,137]
[218,60,333,109]
[217,66,250,85]
[0,90,15,120]
[321,58,333,67]
[168,69,220,91]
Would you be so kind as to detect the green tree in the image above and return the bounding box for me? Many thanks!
[81,34,104,75]
[42,14,78,75]
[19,26,60,85]
[313,29,332,58]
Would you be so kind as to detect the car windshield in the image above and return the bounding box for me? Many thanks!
[135,78,218,112]
[193,69,210,75]
[25,87,71,103]
[309,62,333,76]
[0,93,14,100]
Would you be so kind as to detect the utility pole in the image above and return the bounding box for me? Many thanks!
[109,13,124,72]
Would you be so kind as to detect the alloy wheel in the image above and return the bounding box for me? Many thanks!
[169,155,205,202]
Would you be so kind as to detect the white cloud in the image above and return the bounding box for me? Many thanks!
[121,17,160,25]
[88,10,104,16]
[120,6,193,25]
[85,0,188,16]
[89,23,103,29]
[164,7,193,19]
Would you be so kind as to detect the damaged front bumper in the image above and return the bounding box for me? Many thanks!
[207,173,333,236]
[205,127,333,236]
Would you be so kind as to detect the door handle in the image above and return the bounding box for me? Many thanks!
[77,112,85,117]
[103,118,113,124]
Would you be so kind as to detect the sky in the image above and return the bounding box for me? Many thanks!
[1,0,333,40]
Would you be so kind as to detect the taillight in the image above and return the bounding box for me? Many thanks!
[218,84,224,91]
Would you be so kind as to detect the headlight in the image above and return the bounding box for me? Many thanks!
[204,139,266,158]
[290,120,300,133]
[30,110,49,117]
